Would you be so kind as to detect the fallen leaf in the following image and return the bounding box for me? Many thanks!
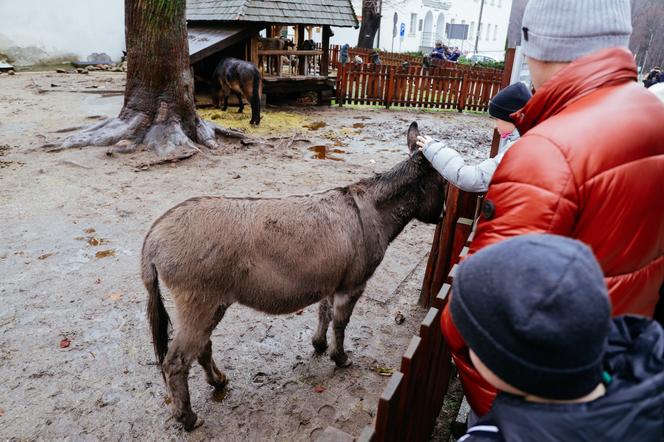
[163,396,172,405]
[95,249,116,259]
[87,237,102,246]
[108,292,122,301]
[313,385,326,393]
[84,228,96,234]
[0,407,4,417]
[38,253,54,260]
[352,122,365,128]
[372,366,394,376]
[60,338,70,348]
[95,278,101,284]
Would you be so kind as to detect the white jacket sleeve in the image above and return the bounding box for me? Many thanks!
[422,140,509,193]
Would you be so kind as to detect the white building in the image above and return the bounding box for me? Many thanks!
[331,0,513,60]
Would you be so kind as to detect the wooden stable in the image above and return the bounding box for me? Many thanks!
[186,0,358,105]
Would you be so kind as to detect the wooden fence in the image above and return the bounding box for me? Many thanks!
[335,64,502,111]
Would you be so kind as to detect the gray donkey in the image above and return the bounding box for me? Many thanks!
[141,123,446,430]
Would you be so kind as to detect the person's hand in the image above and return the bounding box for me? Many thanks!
[416,135,432,149]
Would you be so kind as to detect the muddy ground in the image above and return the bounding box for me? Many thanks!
[0,71,492,441]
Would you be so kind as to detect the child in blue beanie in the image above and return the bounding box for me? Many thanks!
[416,82,531,193]
[450,234,664,441]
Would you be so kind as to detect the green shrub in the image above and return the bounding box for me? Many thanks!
[458,56,505,70]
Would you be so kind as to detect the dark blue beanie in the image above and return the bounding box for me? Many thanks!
[450,234,611,400]
[488,82,532,122]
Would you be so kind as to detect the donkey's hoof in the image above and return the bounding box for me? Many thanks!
[237,108,244,114]
[222,106,228,111]
[178,411,203,432]
[331,352,352,368]
[207,368,228,390]
[312,338,328,354]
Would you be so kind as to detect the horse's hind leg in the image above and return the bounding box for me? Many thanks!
[312,296,332,353]
[329,286,364,367]
[235,93,244,113]
[197,305,228,389]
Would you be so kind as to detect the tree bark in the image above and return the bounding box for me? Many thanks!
[62,0,242,155]
[357,0,381,49]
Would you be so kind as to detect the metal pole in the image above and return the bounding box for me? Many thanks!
[473,0,485,55]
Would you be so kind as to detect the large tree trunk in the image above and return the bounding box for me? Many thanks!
[357,0,381,49]
[63,0,242,155]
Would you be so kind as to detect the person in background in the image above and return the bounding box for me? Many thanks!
[431,40,446,60]
[447,47,462,62]
[450,234,664,441]
[643,67,661,88]
[353,55,363,66]
[416,82,532,193]
[369,50,381,65]
[339,43,350,66]
[442,0,664,421]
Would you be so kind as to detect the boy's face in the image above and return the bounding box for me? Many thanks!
[469,349,526,396]
[494,118,516,136]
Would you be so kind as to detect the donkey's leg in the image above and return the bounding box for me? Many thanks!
[222,94,229,111]
[236,93,244,113]
[197,304,228,389]
[329,286,364,367]
[312,296,333,353]
[162,300,224,431]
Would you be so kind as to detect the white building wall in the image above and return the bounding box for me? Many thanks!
[0,0,125,63]
[332,0,513,61]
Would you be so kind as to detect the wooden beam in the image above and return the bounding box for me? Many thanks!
[296,25,306,75]
[490,47,517,158]
[321,25,331,76]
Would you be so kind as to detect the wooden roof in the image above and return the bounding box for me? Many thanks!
[186,0,359,28]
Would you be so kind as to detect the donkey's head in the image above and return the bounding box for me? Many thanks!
[407,122,446,224]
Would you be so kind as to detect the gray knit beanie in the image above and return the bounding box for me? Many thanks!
[521,0,633,62]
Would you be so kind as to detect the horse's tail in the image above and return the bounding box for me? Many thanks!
[141,246,170,368]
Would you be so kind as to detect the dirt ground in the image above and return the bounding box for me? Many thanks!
[0,71,492,441]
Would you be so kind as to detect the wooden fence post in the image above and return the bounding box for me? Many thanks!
[385,66,395,109]
[457,73,470,113]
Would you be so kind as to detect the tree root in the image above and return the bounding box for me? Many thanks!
[57,113,247,157]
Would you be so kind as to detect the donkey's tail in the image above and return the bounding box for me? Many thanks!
[142,256,170,367]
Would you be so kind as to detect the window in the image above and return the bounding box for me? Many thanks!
[409,13,417,34]
[493,24,498,40]
[469,21,475,39]
[485,23,491,40]
[478,23,483,39]
[418,19,423,31]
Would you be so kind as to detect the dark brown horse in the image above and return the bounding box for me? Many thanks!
[211,58,262,126]
[142,123,445,430]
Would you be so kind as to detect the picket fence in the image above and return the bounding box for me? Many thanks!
[335,63,502,111]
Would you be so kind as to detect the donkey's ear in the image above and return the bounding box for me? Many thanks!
[407,122,420,156]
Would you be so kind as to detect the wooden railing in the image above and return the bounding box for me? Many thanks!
[336,64,502,111]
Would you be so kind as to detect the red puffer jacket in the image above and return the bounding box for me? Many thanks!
[442,47,664,416]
